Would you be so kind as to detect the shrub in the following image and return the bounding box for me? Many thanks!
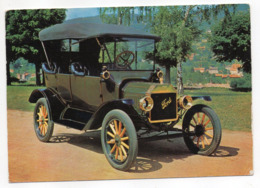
[230,73,251,90]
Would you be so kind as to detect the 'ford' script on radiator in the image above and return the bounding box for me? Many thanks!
[161,97,172,109]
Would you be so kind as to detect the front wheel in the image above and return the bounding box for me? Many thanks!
[33,98,54,142]
[101,109,138,171]
[182,104,222,155]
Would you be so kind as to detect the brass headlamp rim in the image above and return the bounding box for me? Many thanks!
[157,70,164,78]
[139,96,154,112]
[178,95,193,110]
[101,70,110,80]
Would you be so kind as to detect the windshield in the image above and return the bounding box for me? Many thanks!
[99,37,155,71]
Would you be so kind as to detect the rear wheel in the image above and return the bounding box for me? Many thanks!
[182,105,221,155]
[34,98,54,142]
[101,109,138,171]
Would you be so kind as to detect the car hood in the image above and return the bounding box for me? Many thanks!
[122,82,177,113]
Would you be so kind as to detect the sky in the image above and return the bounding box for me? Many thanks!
[66,8,99,20]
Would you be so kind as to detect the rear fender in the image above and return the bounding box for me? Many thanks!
[83,99,139,131]
[29,88,66,121]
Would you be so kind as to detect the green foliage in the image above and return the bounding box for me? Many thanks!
[99,7,155,26]
[151,7,197,68]
[10,58,35,75]
[6,9,66,62]
[230,73,252,89]
[6,9,66,85]
[210,11,251,73]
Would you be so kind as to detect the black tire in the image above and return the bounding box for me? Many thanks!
[182,104,221,155]
[34,98,54,142]
[101,109,138,171]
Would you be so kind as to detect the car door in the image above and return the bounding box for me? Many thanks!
[56,73,72,102]
[70,75,102,111]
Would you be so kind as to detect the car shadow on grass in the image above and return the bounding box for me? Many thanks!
[49,130,239,173]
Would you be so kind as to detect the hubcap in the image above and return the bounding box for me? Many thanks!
[195,125,205,137]
[115,135,121,147]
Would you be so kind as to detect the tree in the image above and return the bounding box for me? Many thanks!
[6,9,66,85]
[151,6,199,93]
[99,6,155,26]
[151,5,238,94]
[210,11,251,73]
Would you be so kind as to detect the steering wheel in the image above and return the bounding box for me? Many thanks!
[115,51,135,69]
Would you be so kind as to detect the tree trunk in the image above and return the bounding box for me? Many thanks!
[6,61,11,85]
[35,63,41,86]
[177,62,184,95]
[165,64,171,83]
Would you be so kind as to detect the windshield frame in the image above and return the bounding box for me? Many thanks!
[99,37,156,71]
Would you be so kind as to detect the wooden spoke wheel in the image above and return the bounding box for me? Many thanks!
[101,109,138,171]
[34,98,54,142]
[182,105,222,155]
[115,51,135,69]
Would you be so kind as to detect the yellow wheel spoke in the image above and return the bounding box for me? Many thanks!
[204,132,213,138]
[114,120,118,134]
[121,141,129,150]
[115,146,119,160]
[119,128,126,137]
[40,125,43,135]
[197,113,201,124]
[107,131,115,138]
[37,120,42,122]
[109,123,116,135]
[205,127,213,131]
[204,136,210,145]
[204,119,211,127]
[38,124,43,134]
[118,121,122,135]
[201,114,206,125]
[110,144,116,153]
[44,118,49,121]
[192,117,197,125]
[119,147,123,162]
[39,106,42,116]
[201,136,205,149]
[190,123,196,128]
[37,112,41,117]
[197,136,200,147]
[121,136,129,141]
[120,145,127,157]
[42,123,46,135]
[41,106,44,117]
[107,139,115,144]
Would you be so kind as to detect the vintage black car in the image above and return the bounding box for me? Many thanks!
[29,20,221,171]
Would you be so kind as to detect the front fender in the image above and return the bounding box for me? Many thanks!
[192,96,212,102]
[83,99,138,131]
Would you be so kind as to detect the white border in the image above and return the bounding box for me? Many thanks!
[1,0,259,188]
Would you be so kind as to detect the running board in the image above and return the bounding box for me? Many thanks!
[55,119,85,130]
[138,131,183,142]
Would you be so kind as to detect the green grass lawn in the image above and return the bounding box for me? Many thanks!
[7,86,251,132]
[185,88,251,132]
[7,85,44,112]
